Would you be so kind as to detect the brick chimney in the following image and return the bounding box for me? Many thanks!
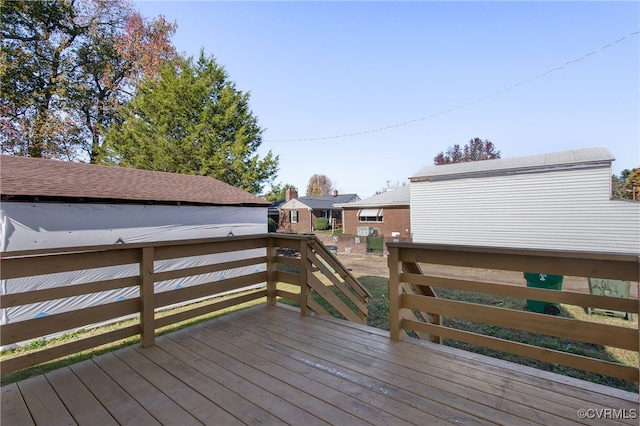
[286,188,298,201]
[332,189,338,197]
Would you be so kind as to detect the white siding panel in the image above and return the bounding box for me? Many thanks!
[411,167,640,254]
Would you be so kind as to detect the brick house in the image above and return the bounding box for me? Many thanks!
[278,189,360,233]
[338,185,411,240]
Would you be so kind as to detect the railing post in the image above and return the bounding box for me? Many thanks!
[388,245,402,341]
[140,246,155,348]
[266,236,277,306]
[299,238,310,316]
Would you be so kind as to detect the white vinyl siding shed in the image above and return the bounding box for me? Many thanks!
[410,147,640,254]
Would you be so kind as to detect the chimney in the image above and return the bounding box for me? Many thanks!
[286,188,298,201]
[332,189,338,197]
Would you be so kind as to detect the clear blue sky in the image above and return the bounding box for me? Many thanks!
[135,1,639,198]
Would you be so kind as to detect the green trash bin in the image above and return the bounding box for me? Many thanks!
[524,272,564,315]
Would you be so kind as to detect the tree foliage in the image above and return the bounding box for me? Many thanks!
[612,168,639,200]
[100,51,278,194]
[433,137,501,165]
[262,182,297,203]
[306,174,334,196]
[0,0,176,161]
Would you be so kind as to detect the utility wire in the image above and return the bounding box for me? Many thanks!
[265,30,639,143]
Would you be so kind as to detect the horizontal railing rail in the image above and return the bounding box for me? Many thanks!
[0,234,369,375]
[388,242,640,383]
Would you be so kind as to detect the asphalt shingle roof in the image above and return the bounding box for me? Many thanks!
[295,194,359,209]
[0,155,271,206]
[338,186,410,208]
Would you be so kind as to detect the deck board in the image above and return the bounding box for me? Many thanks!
[226,306,580,425]
[245,307,621,423]
[45,365,119,426]
[197,315,451,425]
[114,345,243,426]
[69,357,161,426]
[2,304,638,425]
[1,382,35,426]
[90,351,200,426]
[17,375,75,426]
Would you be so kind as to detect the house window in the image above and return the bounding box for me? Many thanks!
[290,210,298,223]
[358,208,383,223]
[322,210,329,219]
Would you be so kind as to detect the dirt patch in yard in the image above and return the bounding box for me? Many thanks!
[336,253,638,298]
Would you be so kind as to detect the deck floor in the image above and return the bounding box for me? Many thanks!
[2,304,638,425]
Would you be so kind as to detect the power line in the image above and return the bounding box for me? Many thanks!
[265,30,639,143]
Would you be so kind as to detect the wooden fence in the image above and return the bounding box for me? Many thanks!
[388,242,640,382]
[0,234,369,375]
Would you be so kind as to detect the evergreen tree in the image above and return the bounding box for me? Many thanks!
[101,51,278,194]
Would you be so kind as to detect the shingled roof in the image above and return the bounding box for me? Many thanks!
[280,193,360,211]
[0,155,270,207]
[338,185,410,208]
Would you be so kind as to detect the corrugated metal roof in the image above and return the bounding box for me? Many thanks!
[411,147,614,181]
[0,155,271,206]
[338,185,410,208]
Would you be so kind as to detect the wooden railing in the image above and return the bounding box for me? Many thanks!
[0,234,369,375]
[388,242,640,383]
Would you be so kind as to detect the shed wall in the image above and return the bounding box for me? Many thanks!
[0,203,266,251]
[0,203,268,328]
[410,166,640,254]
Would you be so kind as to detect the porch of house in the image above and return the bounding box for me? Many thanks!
[3,304,637,426]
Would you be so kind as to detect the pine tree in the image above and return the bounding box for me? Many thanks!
[101,51,278,194]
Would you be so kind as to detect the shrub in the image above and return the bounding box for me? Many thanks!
[315,217,330,231]
[268,218,277,232]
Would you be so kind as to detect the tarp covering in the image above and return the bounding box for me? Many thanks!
[1,202,268,329]
[1,203,266,251]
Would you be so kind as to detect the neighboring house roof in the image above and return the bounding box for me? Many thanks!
[280,193,360,210]
[338,186,410,208]
[268,199,286,215]
[0,155,271,207]
[410,147,614,182]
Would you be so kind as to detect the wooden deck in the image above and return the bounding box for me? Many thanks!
[2,305,638,426]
